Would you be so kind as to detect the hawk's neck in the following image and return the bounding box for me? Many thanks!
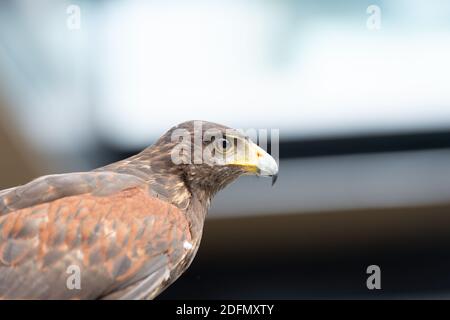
[95,154,211,240]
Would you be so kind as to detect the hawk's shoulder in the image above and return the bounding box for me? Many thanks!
[0,171,146,216]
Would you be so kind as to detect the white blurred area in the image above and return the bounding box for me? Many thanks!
[0,0,449,153]
[0,0,450,216]
[97,1,450,147]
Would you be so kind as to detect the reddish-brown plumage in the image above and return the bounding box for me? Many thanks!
[0,185,192,299]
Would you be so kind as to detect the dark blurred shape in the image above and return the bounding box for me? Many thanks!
[99,129,450,162]
[159,203,450,299]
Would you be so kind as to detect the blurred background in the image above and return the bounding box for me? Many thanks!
[1,0,450,299]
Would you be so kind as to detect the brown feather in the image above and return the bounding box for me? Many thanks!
[0,185,192,299]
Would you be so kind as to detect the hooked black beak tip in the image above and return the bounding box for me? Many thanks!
[271,173,278,186]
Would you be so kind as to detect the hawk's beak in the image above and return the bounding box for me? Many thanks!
[254,144,279,186]
[230,142,279,185]
[271,172,279,186]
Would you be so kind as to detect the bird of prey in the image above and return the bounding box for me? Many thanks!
[0,120,278,299]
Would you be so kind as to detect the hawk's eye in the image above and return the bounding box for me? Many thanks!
[215,138,232,153]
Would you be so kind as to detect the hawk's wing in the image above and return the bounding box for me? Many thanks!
[0,172,192,299]
[0,172,147,216]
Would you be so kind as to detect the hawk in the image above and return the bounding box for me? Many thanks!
[0,120,278,299]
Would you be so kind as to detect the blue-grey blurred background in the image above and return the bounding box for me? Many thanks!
[1,0,450,299]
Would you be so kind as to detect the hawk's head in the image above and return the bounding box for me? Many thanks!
[148,120,278,197]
